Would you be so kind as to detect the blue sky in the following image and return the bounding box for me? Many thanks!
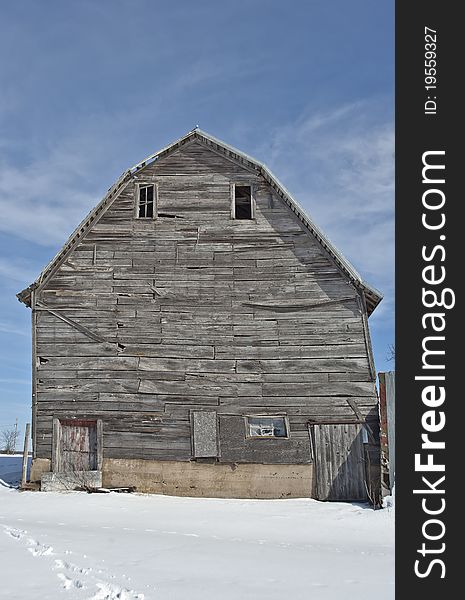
[0,0,394,437]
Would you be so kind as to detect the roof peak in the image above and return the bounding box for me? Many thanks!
[17,128,382,314]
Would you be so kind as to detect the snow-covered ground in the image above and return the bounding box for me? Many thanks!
[0,454,394,599]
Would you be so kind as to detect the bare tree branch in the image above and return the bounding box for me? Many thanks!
[1,421,20,454]
[386,344,395,362]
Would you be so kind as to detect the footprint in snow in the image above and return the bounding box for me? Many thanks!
[54,558,91,575]
[90,582,145,600]
[3,524,145,599]
[57,573,84,590]
[4,526,23,540]
[3,526,53,558]
[28,541,53,556]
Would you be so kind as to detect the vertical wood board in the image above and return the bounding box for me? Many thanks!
[311,423,367,501]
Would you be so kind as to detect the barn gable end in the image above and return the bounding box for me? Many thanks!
[18,130,382,502]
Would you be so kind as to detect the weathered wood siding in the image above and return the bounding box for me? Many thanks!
[33,140,378,464]
[310,423,367,501]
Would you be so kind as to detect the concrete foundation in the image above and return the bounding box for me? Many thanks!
[30,458,51,483]
[102,458,314,498]
[41,470,102,492]
[31,456,313,498]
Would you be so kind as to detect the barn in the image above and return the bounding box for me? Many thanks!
[17,128,383,502]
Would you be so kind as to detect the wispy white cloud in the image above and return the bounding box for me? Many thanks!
[256,100,394,280]
[0,138,104,247]
[0,90,167,247]
[171,55,268,91]
[0,378,30,385]
[0,95,394,330]
[0,321,29,338]
[0,257,43,285]
[0,51,267,249]
[254,98,394,329]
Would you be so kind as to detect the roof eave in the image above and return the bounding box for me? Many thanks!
[17,285,34,307]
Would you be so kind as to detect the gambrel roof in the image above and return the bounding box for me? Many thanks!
[17,128,383,314]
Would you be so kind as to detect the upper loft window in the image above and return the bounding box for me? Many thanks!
[246,416,288,438]
[233,185,253,219]
[138,184,155,218]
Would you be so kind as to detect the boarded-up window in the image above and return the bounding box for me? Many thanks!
[52,418,103,473]
[138,184,155,218]
[233,185,253,219]
[246,416,288,438]
[192,411,218,457]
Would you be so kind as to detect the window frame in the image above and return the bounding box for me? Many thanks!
[244,415,290,439]
[230,183,255,220]
[134,181,158,219]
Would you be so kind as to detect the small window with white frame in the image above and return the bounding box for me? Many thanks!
[137,183,156,218]
[232,184,253,219]
[246,416,288,438]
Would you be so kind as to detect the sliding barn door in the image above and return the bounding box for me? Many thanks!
[310,423,367,502]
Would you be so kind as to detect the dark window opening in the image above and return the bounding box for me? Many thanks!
[138,185,154,218]
[234,185,252,219]
[247,416,288,438]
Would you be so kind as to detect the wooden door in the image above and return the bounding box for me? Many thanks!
[57,419,98,472]
[309,423,367,501]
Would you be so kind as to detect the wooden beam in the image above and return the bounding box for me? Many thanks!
[52,418,60,472]
[346,398,376,443]
[31,289,38,459]
[21,423,31,488]
[36,302,108,344]
[357,292,377,381]
[242,297,355,312]
[96,419,103,471]
[307,419,363,425]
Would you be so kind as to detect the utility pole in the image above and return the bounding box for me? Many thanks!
[13,418,18,452]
